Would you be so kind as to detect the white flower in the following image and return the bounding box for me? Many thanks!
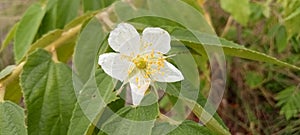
[98,23,184,106]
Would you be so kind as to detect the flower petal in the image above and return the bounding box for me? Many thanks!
[98,53,132,81]
[151,61,184,82]
[129,71,151,105]
[141,28,171,54]
[108,23,140,53]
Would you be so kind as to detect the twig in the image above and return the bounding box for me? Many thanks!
[221,16,233,37]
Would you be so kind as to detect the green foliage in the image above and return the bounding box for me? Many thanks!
[278,0,300,37]
[245,71,264,89]
[276,86,300,120]
[0,0,300,134]
[0,101,27,135]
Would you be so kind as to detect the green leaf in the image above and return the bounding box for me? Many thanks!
[275,25,288,53]
[82,0,117,12]
[276,86,300,120]
[56,0,80,28]
[68,69,118,135]
[0,23,19,53]
[67,103,91,135]
[0,101,27,135]
[20,49,76,135]
[152,120,213,135]
[38,0,80,35]
[74,18,109,83]
[220,0,251,25]
[14,3,46,63]
[0,65,16,80]
[170,28,300,71]
[101,103,159,135]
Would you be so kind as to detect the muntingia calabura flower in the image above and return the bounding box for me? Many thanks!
[98,23,184,106]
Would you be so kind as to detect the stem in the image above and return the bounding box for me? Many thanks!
[45,24,82,51]
[158,113,181,125]
[0,84,5,102]
[221,16,233,37]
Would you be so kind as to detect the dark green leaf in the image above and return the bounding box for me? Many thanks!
[21,49,76,135]
[0,101,27,135]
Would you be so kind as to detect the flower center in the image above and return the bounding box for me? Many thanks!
[134,57,147,69]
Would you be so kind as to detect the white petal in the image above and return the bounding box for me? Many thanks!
[129,71,151,105]
[151,61,184,82]
[108,23,140,53]
[98,53,132,81]
[118,36,141,57]
[141,28,171,54]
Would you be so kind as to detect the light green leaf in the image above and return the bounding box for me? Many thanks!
[152,120,213,135]
[68,69,118,135]
[21,49,76,135]
[275,25,288,53]
[0,101,27,135]
[101,103,159,135]
[0,65,16,80]
[220,0,251,25]
[276,86,300,120]
[14,3,46,63]
[0,23,19,53]
[74,18,109,83]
